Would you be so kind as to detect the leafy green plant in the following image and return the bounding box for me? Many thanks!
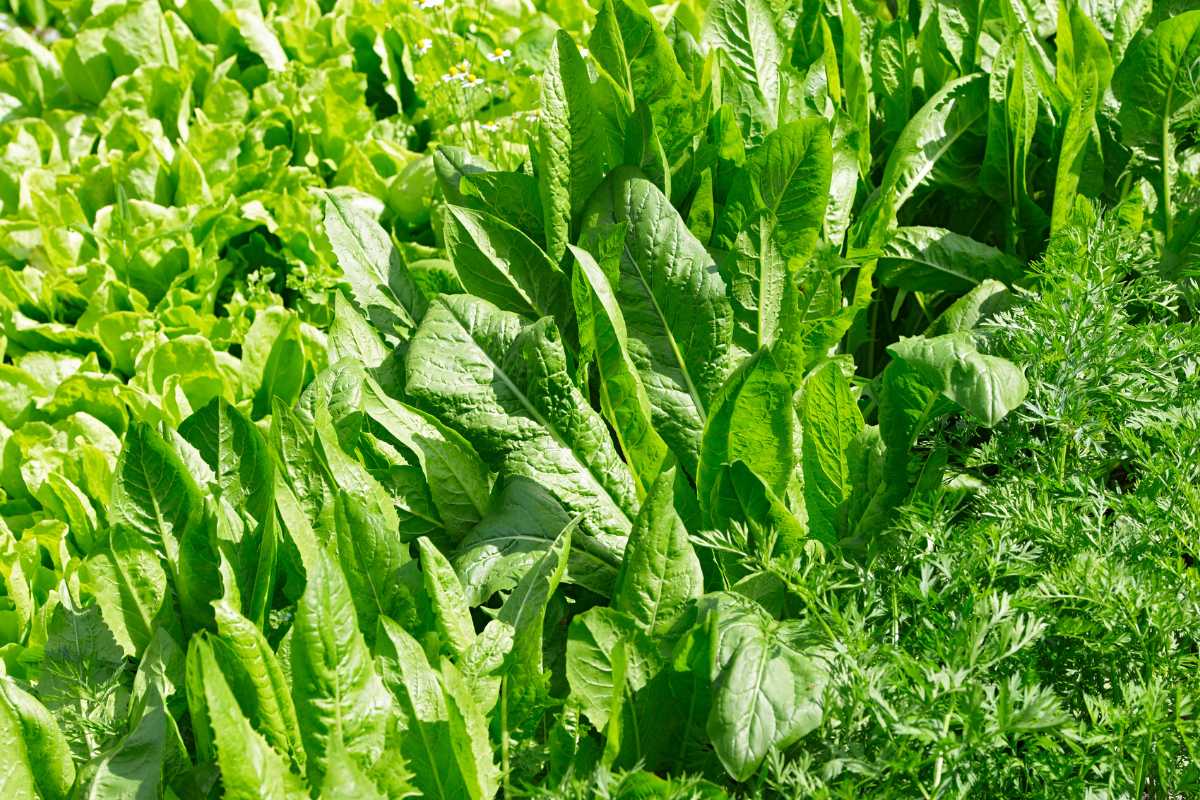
[1,0,1198,797]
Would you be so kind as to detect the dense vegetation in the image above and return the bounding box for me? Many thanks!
[1,0,1198,797]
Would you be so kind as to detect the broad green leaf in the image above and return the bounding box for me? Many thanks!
[589,0,634,99]
[359,375,490,541]
[1112,10,1200,241]
[291,549,392,783]
[440,660,500,800]
[539,30,619,263]
[81,525,171,658]
[728,459,807,554]
[612,464,703,636]
[725,119,833,262]
[0,677,75,800]
[309,364,436,542]
[328,291,390,371]
[565,606,660,730]
[376,616,449,723]
[179,397,274,526]
[886,333,1029,427]
[877,226,1023,292]
[582,168,735,479]
[213,599,306,773]
[996,0,1062,110]
[441,204,571,329]
[926,280,1014,336]
[570,244,669,496]
[801,361,863,544]
[1051,66,1100,234]
[417,537,476,659]
[0,366,44,428]
[839,0,871,171]
[0,685,38,799]
[433,147,494,207]
[323,194,423,341]
[498,526,571,702]
[78,692,168,799]
[406,295,633,593]
[319,738,388,800]
[715,119,833,348]
[459,171,547,246]
[590,0,697,160]
[196,639,307,800]
[979,36,1042,253]
[328,488,405,648]
[249,310,306,420]
[1112,0,1151,61]
[703,594,826,781]
[872,19,916,160]
[1056,1,1114,101]
[111,422,202,560]
[454,476,595,605]
[38,590,127,749]
[376,618,484,800]
[703,0,782,142]
[698,348,796,529]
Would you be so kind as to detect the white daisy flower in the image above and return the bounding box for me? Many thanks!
[464,73,485,87]
[416,38,433,55]
[486,47,512,64]
[481,122,500,132]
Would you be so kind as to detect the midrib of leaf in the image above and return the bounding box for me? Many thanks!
[620,238,708,425]
[409,703,451,799]
[891,244,981,285]
[740,642,770,767]
[345,511,389,618]
[440,298,633,529]
[138,448,182,561]
[471,529,619,569]
[395,494,443,528]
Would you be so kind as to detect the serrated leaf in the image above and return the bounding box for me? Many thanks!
[291,549,392,784]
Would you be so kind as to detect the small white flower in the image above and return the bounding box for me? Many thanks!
[464,73,485,87]
[417,0,443,8]
[481,122,500,132]
[579,47,589,58]
[416,38,433,55]
[486,47,512,64]
[442,63,469,83]
[457,59,471,71]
